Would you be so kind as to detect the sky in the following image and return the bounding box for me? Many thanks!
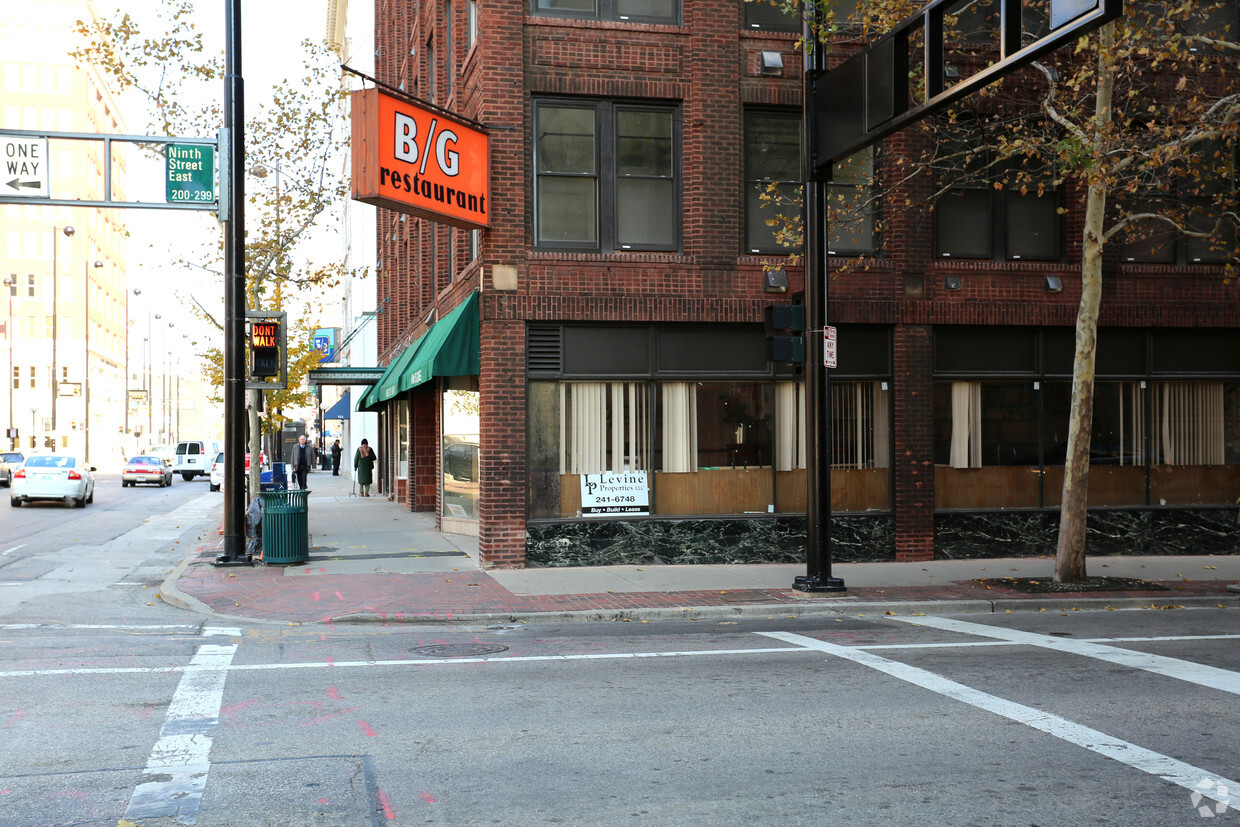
[84,0,373,351]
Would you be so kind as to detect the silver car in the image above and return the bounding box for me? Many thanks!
[122,455,174,488]
[0,451,24,487]
[11,455,96,508]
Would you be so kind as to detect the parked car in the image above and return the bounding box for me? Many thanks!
[209,451,224,491]
[0,451,25,487]
[11,455,96,508]
[209,451,266,492]
[122,455,174,488]
[443,436,479,482]
[172,439,222,481]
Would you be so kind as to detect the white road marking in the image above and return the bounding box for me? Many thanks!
[203,626,242,637]
[0,623,198,631]
[891,616,1240,696]
[1,544,24,556]
[760,631,1236,807]
[124,643,237,824]
[0,646,807,678]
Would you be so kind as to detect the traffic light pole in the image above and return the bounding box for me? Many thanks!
[217,0,248,566]
[794,13,844,593]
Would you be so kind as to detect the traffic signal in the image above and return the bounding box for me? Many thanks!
[251,319,282,378]
[764,303,805,364]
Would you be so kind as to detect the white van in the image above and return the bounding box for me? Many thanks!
[173,440,222,481]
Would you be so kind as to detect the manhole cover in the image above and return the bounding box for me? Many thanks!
[410,644,509,658]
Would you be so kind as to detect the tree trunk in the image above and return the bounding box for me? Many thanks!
[1054,23,1116,584]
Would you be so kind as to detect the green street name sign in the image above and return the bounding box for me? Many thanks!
[166,143,215,203]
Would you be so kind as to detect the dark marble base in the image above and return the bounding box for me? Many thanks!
[526,507,1240,566]
[935,508,1240,558]
[525,515,896,567]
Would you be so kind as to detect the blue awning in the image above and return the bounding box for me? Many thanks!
[323,390,352,420]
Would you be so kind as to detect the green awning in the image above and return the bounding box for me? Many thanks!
[356,292,479,412]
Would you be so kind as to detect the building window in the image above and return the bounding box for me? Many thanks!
[743,0,800,31]
[11,366,18,390]
[6,277,14,298]
[828,147,876,256]
[468,0,478,50]
[527,324,893,519]
[1119,138,1236,265]
[28,366,35,389]
[26,274,34,297]
[534,100,680,252]
[532,0,678,24]
[934,133,1061,261]
[745,110,802,254]
[445,0,453,101]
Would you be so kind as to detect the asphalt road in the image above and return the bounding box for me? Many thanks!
[1,487,1238,825]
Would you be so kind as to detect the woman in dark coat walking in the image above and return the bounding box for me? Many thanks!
[354,438,378,497]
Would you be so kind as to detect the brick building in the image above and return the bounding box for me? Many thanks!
[359,0,1240,568]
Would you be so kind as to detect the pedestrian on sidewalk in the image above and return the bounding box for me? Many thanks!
[293,434,312,490]
[330,439,342,476]
[354,438,377,497]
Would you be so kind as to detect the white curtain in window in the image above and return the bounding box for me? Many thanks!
[661,382,697,473]
[1155,381,1224,466]
[1117,381,1145,465]
[775,382,806,471]
[950,381,982,469]
[561,382,650,475]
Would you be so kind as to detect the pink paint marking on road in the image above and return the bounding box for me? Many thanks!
[317,797,331,804]
[335,591,345,600]
[327,686,342,701]
[420,792,438,804]
[378,789,396,819]
[358,721,377,737]
[325,657,335,667]
[312,592,321,602]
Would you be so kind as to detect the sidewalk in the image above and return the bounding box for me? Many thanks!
[162,467,1240,624]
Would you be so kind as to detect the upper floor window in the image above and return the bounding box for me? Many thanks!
[745,110,801,254]
[1119,138,1237,265]
[934,133,1061,261]
[828,147,876,256]
[744,0,800,32]
[534,99,680,252]
[533,0,678,24]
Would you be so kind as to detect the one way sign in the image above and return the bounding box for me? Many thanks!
[1,135,50,198]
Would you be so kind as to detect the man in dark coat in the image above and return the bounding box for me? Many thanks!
[330,439,342,476]
[293,434,311,490]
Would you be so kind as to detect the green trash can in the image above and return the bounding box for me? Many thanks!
[260,489,311,564]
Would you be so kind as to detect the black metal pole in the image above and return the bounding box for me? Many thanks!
[794,17,844,593]
[217,0,248,566]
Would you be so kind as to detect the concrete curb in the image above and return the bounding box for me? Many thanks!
[317,594,1239,626]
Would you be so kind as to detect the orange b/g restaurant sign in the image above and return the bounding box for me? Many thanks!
[351,88,490,229]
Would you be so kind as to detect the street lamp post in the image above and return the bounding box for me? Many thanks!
[4,276,13,450]
[51,225,75,451]
[83,257,103,464]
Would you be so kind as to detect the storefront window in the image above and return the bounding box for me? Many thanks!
[1150,381,1240,505]
[396,402,409,478]
[654,381,773,515]
[933,381,1041,508]
[443,386,480,521]
[1043,381,1147,507]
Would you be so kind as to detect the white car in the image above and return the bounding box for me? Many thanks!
[11,455,96,508]
[209,451,224,491]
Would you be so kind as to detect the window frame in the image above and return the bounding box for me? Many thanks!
[531,0,680,25]
[934,143,1063,262]
[533,98,682,253]
[744,108,803,256]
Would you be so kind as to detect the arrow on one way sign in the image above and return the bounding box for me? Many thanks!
[1,135,50,198]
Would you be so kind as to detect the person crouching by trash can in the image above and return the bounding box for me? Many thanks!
[293,434,312,490]
[354,438,378,497]
[331,439,342,476]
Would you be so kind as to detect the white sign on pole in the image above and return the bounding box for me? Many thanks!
[824,325,838,368]
[1,135,50,198]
